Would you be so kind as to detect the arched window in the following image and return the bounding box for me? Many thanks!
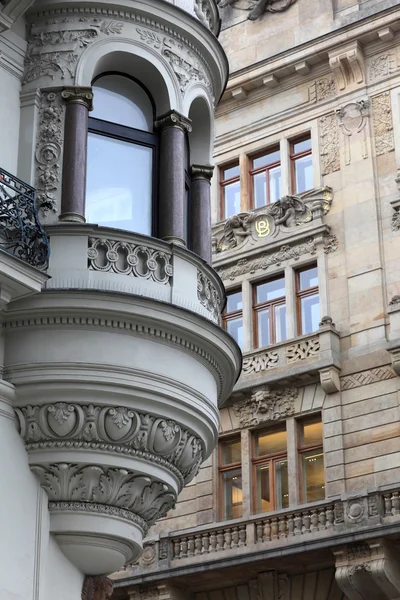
[85,73,157,235]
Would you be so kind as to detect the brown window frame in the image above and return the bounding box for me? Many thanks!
[223,288,243,347]
[252,424,288,514]
[297,415,324,504]
[252,275,286,348]
[249,146,281,209]
[290,134,312,194]
[218,435,242,521]
[219,162,240,221]
[295,264,319,336]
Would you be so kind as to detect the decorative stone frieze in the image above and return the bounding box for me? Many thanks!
[197,269,221,320]
[88,238,174,284]
[214,187,333,254]
[35,91,64,215]
[82,576,114,600]
[319,113,340,176]
[340,366,396,390]
[218,0,297,22]
[309,76,336,103]
[336,100,369,166]
[286,337,320,362]
[371,92,394,156]
[368,52,397,82]
[233,387,297,427]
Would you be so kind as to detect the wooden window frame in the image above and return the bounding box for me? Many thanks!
[252,275,286,348]
[219,435,242,521]
[249,146,281,209]
[223,288,243,345]
[297,415,324,504]
[219,162,240,221]
[290,133,312,194]
[252,424,288,514]
[295,264,319,336]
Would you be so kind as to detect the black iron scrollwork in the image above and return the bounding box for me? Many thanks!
[0,167,49,268]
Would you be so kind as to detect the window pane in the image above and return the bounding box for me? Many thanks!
[274,304,287,343]
[302,451,325,503]
[294,154,313,193]
[86,133,152,234]
[269,166,281,203]
[255,464,271,513]
[299,267,318,290]
[224,181,240,218]
[293,138,311,154]
[227,317,243,349]
[222,469,243,519]
[300,293,320,334]
[253,149,280,169]
[301,420,323,447]
[226,291,242,313]
[256,277,285,304]
[255,429,287,457]
[275,459,289,509]
[253,172,266,208]
[92,75,153,131]
[223,165,240,180]
[221,438,241,465]
[257,309,270,348]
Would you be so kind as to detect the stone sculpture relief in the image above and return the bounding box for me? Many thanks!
[319,113,340,176]
[82,576,114,600]
[24,17,124,84]
[197,270,221,320]
[368,52,397,82]
[371,91,394,156]
[218,0,297,21]
[309,76,336,103]
[233,387,297,427]
[214,187,333,253]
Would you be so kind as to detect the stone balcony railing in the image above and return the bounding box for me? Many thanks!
[112,487,400,583]
[233,319,341,398]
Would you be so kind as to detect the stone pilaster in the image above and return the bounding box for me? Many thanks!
[155,110,192,246]
[60,87,93,223]
[189,164,214,263]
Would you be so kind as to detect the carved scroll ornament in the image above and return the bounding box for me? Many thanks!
[218,0,297,21]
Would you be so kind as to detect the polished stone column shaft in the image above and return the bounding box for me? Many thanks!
[189,164,214,264]
[60,87,93,223]
[155,110,192,246]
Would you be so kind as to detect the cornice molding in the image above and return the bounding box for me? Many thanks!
[0,0,36,32]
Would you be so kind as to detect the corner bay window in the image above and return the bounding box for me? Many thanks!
[86,74,157,235]
[253,427,288,513]
[253,276,287,348]
[299,418,325,503]
[220,163,240,220]
[223,289,243,350]
[219,437,243,520]
[290,135,312,194]
[250,147,281,208]
[296,265,320,335]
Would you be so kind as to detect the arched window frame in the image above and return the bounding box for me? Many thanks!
[87,71,159,236]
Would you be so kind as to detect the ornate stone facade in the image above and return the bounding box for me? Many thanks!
[233,387,297,426]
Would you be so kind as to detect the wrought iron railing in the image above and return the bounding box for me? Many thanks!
[0,167,49,268]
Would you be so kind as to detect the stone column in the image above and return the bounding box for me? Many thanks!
[189,164,214,263]
[155,110,192,246]
[59,87,93,223]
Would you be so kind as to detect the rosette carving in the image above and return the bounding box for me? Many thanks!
[15,403,203,485]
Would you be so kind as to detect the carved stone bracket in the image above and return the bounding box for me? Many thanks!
[329,42,365,93]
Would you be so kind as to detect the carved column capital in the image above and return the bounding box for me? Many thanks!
[155,110,192,133]
[190,164,214,182]
[82,576,113,600]
[61,87,94,111]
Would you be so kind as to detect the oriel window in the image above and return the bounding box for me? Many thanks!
[219,437,243,520]
[250,147,281,208]
[223,289,243,350]
[220,163,240,220]
[253,426,288,513]
[290,135,312,194]
[296,265,319,335]
[298,417,325,503]
[253,276,287,348]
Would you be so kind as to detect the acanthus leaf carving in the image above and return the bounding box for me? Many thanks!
[371,91,394,156]
[233,387,297,427]
[319,113,340,176]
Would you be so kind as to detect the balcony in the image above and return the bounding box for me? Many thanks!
[5,223,240,575]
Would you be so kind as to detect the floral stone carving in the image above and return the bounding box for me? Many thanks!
[233,387,297,427]
[197,270,221,320]
[218,0,297,22]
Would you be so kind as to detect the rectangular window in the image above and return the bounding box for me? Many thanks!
[290,135,312,194]
[250,148,281,208]
[253,276,287,348]
[220,163,240,220]
[223,289,243,350]
[253,426,288,513]
[296,265,319,335]
[219,437,242,520]
[298,417,325,503]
